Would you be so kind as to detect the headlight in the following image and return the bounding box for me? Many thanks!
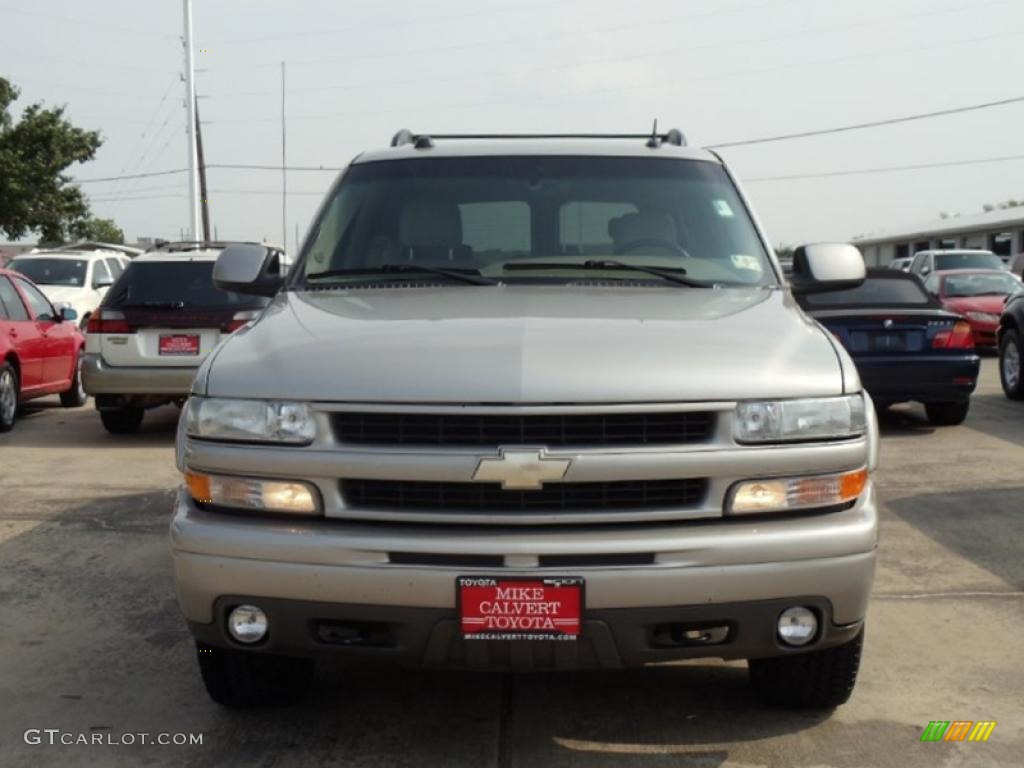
[966,311,999,323]
[728,467,867,515]
[186,471,320,514]
[734,395,866,443]
[185,397,316,444]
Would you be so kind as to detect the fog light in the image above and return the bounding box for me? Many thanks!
[777,606,818,646]
[227,604,268,644]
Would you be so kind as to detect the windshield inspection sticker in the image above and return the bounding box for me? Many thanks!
[731,254,762,272]
[712,199,735,218]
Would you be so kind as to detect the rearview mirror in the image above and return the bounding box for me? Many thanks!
[789,243,866,294]
[213,244,283,297]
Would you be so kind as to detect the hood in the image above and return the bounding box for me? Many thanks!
[201,286,846,403]
[942,296,1006,316]
[37,284,88,306]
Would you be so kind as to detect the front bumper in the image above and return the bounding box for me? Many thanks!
[82,353,198,396]
[171,485,877,668]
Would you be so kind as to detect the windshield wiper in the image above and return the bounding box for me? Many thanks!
[306,263,498,286]
[503,259,712,288]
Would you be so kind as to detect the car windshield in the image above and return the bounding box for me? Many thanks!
[943,272,1023,297]
[933,252,1004,271]
[803,276,933,306]
[297,156,775,288]
[10,257,87,287]
[103,261,270,309]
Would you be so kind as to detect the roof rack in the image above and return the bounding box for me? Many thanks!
[52,241,142,256]
[390,126,687,150]
[152,240,284,253]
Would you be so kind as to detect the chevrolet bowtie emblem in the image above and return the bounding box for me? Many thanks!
[472,448,572,490]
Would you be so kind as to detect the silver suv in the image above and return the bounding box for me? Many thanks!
[172,130,878,710]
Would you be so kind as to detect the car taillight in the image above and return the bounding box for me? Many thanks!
[932,320,975,349]
[224,310,260,333]
[86,309,134,334]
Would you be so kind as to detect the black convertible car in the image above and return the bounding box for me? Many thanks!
[797,268,980,425]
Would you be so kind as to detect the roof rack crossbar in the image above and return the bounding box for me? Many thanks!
[389,129,687,148]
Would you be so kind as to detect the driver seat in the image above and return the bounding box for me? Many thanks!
[608,211,679,255]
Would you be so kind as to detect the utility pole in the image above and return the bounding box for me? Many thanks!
[182,0,201,241]
[281,61,287,250]
[195,96,211,241]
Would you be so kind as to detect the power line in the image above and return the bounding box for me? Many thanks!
[200,28,1024,125]
[710,95,1024,149]
[742,154,1024,182]
[0,5,178,39]
[74,169,188,184]
[201,0,1016,99]
[3,48,176,74]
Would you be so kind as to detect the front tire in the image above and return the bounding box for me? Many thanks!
[1000,328,1024,400]
[196,642,314,708]
[0,362,18,432]
[59,350,87,408]
[748,628,864,709]
[99,406,144,434]
[924,400,969,426]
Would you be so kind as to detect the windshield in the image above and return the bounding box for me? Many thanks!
[943,272,1023,297]
[10,257,87,287]
[297,156,775,288]
[934,252,1004,271]
[803,276,933,306]
[104,261,270,310]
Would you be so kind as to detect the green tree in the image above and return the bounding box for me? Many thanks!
[0,78,102,242]
[71,217,124,244]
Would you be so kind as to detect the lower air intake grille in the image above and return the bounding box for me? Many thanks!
[341,479,708,513]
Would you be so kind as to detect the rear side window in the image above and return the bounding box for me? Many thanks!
[0,276,30,321]
[92,259,110,286]
[105,257,124,277]
[559,202,638,255]
[104,261,270,310]
[803,276,934,307]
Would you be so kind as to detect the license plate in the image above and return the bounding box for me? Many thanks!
[158,334,200,356]
[870,332,907,352]
[458,576,583,641]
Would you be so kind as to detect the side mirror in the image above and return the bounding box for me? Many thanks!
[60,306,79,322]
[789,243,866,294]
[213,244,283,297]
[93,274,114,289]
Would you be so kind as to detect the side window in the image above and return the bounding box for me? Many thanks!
[105,257,124,277]
[92,259,111,287]
[909,253,925,273]
[458,201,531,261]
[14,277,56,321]
[0,276,30,320]
[559,202,638,255]
[924,274,940,294]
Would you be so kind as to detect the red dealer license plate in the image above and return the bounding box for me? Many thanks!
[458,576,584,641]
[158,334,200,356]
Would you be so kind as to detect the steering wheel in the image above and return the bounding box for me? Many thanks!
[616,239,689,258]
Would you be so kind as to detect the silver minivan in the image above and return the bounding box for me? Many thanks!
[172,130,878,710]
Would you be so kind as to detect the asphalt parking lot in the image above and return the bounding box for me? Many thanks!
[1,357,1022,768]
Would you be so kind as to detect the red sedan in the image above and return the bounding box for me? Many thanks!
[0,267,87,431]
[926,269,1024,348]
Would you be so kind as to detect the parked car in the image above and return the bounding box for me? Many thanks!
[172,129,879,711]
[998,287,1024,399]
[888,257,912,271]
[8,249,130,329]
[924,269,1024,348]
[797,268,979,424]
[82,241,281,434]
[0,267,87,431]
[908,249,1006,279]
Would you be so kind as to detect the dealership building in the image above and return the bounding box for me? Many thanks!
[852,208,1024,267]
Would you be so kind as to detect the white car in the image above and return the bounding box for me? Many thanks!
[81,241,284,433]
[8,249,131,328]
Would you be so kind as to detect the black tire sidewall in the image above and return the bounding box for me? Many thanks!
[0,362,17,432]
[999,329,1024,399]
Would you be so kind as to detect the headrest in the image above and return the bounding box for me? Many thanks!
[608,211,678,248]
[398,200,463,248]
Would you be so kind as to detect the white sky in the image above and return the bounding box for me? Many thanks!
[3,0,1023,249]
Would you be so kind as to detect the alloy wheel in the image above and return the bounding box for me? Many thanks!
[0,369,16,424]
[1004,339,1021,390]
